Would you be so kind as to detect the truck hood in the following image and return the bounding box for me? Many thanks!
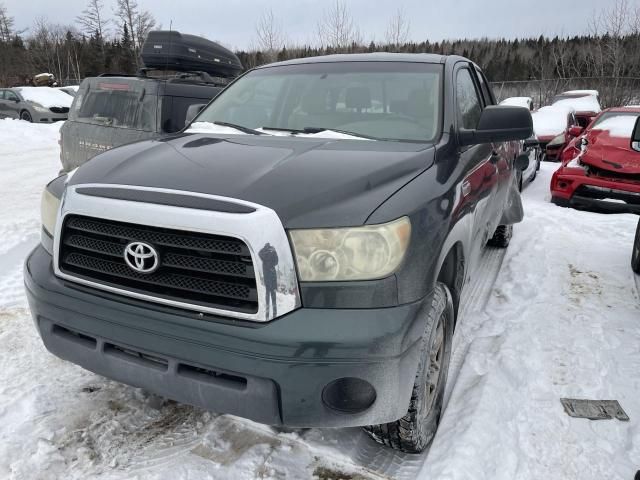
[69,133,435,228]
[581,128,640,175]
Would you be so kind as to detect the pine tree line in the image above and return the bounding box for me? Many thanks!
[1,0,639,98]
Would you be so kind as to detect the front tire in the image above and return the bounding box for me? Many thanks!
[632,219,640,274]
[363,282,454,453]
[20,110,33,122]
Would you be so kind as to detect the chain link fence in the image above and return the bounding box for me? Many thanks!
[490,77,640,109]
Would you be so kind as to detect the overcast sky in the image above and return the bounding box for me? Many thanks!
[3,0,625,51]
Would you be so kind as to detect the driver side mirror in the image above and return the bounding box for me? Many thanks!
[632,117,640,153]
[184,103,206,127]
[459,106,533,146]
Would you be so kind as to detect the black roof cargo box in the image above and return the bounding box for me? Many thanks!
[141,31,243,78]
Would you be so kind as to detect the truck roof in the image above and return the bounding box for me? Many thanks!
[259,52,451,69]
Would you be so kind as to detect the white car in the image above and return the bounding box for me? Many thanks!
[552,90,601,127]
[500,97,539,187]
[500,96,534,111]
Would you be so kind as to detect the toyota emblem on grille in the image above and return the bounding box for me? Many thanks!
[124,242,159,274]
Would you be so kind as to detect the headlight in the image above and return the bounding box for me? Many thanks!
[41,187,61,236]
[32,103,49,113]
[289,217,411,281]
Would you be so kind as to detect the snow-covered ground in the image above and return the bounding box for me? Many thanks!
[0,118,638,479]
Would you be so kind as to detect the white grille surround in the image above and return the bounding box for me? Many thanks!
[53,184,301,322]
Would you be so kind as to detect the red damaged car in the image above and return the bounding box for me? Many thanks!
[551,107,640,213]
[532,105,579,161]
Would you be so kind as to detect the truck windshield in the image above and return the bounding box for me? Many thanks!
[195,61,443,142]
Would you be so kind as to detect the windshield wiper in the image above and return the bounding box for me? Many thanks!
[213,121,265,136]
[261,126,379,140]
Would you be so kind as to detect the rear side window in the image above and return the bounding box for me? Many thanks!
[456,69,482,129]
[161,95,218,133]
[70,84,157,131]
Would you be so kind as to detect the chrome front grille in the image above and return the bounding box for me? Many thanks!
[59,215,259,313]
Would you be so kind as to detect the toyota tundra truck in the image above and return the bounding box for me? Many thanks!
[25,53,532,453]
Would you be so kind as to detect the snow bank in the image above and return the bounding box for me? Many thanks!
[15,87,73,108]
[532,105,573,138]
[592,114,638,137]
[553,95,601,114]
[500,97,532,109]
[0,119,62,307]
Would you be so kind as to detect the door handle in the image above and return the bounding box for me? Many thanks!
[462,180,471,196]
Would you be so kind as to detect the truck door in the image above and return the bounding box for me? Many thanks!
[474,66,513,233]
[454,65,500,265]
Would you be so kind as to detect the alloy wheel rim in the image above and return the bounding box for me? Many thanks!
[423,316,445,414]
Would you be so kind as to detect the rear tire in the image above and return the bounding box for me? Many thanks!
[363,282,454,453]
[487,224,513,248]
[632,219,640,274]
[20,110,32,122]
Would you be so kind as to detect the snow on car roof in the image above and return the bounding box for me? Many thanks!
[14,87,73,108]
[553,94,601,114]
[562,89,599,97]
[499,97,532,109]
[532,105,574,138]
[591,114,639,137]
[56,85,79,92]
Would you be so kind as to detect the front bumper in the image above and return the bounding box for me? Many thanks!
[32,111,68,123]
[551,169,640,214]
[25,245,428,428]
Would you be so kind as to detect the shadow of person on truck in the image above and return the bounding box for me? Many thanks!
[259,243,278,318]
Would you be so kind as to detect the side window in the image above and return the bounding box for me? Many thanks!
[5,91,18,102]
[456,69,482,130]
[0,90,5,100]
[161,95,219,133]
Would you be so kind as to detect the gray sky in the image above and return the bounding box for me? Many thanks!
[3,0,623,51]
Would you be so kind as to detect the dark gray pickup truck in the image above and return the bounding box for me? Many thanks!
[26,53,532,453]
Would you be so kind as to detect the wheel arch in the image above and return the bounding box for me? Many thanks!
[435,241,465,325]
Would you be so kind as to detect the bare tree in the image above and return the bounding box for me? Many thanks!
[317,0,361,50]
[76,0,110,40]
[116,0,155,66]
[133,9,155,53]
[385,8,410,47]
[29,18,82,83]
[255,8,285,60]
[0,1,14,43]
[586,0,636,104]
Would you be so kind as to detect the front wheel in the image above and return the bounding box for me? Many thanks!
[20,110,33,122]
[363,282,454,453]
[632,219,640,274]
